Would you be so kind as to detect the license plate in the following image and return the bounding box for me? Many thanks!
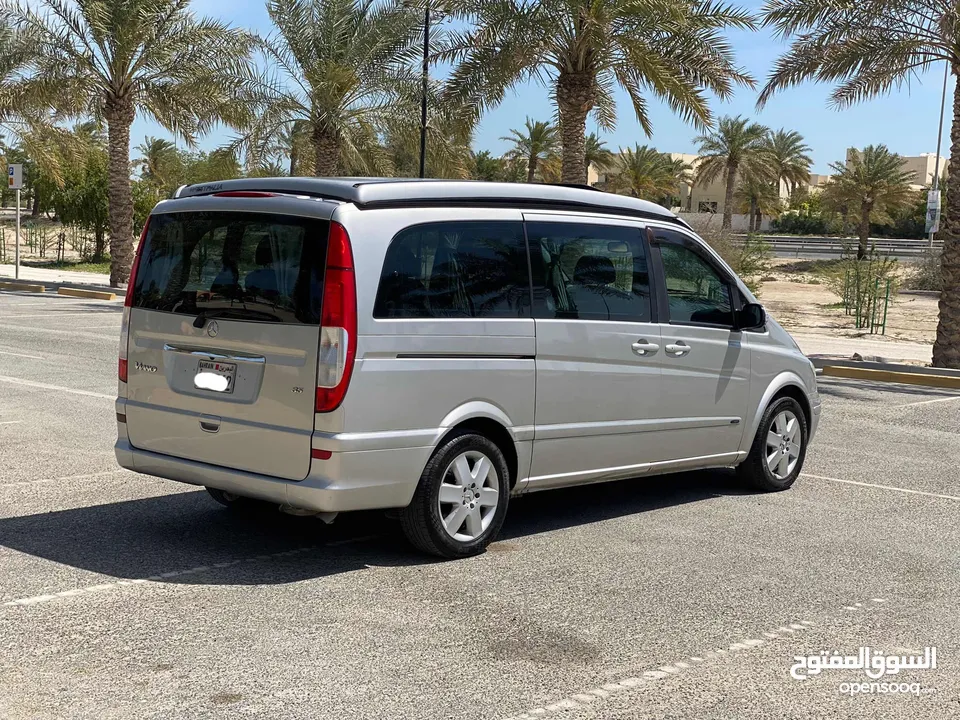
[195,360,236,393]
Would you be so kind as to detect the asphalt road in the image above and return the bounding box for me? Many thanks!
[1,291,959,719]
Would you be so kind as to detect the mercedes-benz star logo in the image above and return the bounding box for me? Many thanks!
[206,321,219,338]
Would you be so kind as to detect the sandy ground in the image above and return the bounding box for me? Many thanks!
[759,260,938,346]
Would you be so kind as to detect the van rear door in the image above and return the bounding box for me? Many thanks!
[124,199,334,481]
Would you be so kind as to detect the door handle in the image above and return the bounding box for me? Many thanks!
[631,341,660,356]
[665,341,691,356]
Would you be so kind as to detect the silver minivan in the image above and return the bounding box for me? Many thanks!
[116,179,821,557]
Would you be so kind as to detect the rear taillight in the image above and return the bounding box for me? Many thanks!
[316,221,356,413]
[120,220,149,382]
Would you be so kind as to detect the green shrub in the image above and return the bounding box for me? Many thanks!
[699,229,772,295]
[903,249,942,292]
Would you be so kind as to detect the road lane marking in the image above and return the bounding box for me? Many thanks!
[0,375,113,399]
[897,394,960,408]
[0,420,21,425]
[2,536,380,608]
[0,349,44,360]
[0,324,119,341]
[802,473,960,502]
[1,312,119,319]
[501,598,889,720]
[2,469,126,489]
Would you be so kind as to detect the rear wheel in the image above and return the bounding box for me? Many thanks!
[737,397,808,492]
[400,431,510,558]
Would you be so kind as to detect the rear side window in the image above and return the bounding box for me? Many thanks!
[132,212,328,324]
[526,222,651,322]
[373,221,531,318]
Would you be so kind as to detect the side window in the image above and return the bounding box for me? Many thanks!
[373,221,531,318]
[657,238,733,326]
[526,222,651,322]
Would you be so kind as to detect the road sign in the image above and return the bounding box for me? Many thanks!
[7,163,22,190]
[926,190,941,235]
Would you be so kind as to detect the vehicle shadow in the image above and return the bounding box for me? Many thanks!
[0,470,741,588]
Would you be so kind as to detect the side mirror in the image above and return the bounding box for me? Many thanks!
[737,302,765,331]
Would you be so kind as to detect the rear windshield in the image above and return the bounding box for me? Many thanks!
[132,211,329,324]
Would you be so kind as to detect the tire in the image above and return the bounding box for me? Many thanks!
[205,487,274,513]
[400,430,510,559]
[737,396,808,492]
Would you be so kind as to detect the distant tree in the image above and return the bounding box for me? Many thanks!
[501,118,559,183]
[822,145,914,259]
[52,128,109,261]
[1,0,256,286]
[471,150,505,181]
[764,129,812,196]
[608,145,690,206]
[735,171,782,233]
[695,116,771,229]
[585,133,615,177]
[443,0,756,184]
[136,138,181,191]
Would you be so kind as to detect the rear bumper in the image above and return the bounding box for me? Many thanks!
[115,437,431,513]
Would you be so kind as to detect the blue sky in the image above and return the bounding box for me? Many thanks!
[135,0,955,175]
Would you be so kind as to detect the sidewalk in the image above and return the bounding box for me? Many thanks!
[791,332,932,364]
[0,263,114,290]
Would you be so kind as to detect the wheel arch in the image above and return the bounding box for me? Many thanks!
[741,372,813,454]
[436,402,523,489]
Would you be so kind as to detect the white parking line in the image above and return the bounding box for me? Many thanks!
[0,420,21,426]
[0,349,43,359]
[1,312,116,319]
[897,394,960,408]
[2,536,379,608]
[2,469,125,489]
[0,324,119,341]
[802,473,960,502]
[501,599,886,720]
[0,375,113,399]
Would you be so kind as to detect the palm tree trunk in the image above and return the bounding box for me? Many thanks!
[722,162,737,230]
[934,66,960,368]
[748,198,757,233]
[556,72,595,185]
[31,190,40,218]
[105,101,136,287]
[527,155,537,183]
[857,203,871,260]
[755,207,762,233]
[290,145,299,176]
[312,123,340,176]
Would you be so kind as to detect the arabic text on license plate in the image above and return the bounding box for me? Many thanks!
[195,360,236,393]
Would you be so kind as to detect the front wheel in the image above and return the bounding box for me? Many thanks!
[400,431,510,558]
[738,397,808,492]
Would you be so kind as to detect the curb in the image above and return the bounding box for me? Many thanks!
[57,287,117,301]
[821,365,960,390]
[0,280,45,293]
[809,357,958,378]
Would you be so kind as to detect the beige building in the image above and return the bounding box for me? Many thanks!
[844,148,948,190]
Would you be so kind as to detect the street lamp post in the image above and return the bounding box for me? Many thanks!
[418,3,430,179]
[930,61,949,247]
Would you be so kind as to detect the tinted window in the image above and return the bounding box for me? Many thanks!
[658,240,733,326]
[133,212,328,324]
[374,221,531,318]
[526,222,651,322]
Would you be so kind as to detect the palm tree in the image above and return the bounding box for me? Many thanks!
[277,120,312,176]
[136,137,181,192]
[443,0,756,184]
[585,133,615,179]
[608,145,690,205]
[501,118,559,183]
[821,146,913,260]
[735,171,782,233]
[0,1,255,287]
[757,0,960,366]
[694,116,771,230]
[244,0,458,177]
[764,129,812,196]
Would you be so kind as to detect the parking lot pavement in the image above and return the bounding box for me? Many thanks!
[1,290,959,719]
